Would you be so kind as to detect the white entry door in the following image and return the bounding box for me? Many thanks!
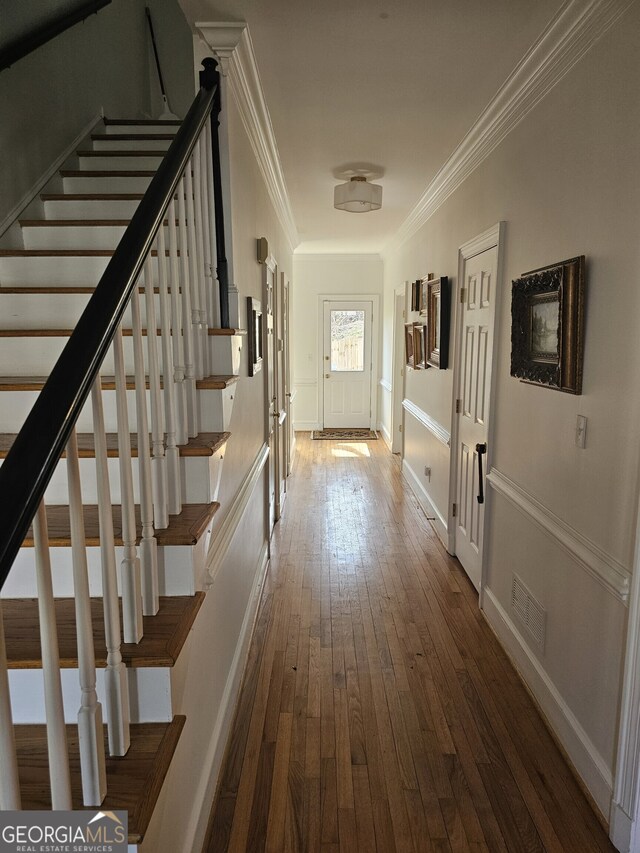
[323,301,372,428]
[454,242,498,590]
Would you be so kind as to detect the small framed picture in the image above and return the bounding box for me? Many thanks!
[426,276,450,369]
[247,297,263,376]
[410,280,422,313]
[404,322,415,368]
[511,256,585,393]
[413,323,425,369]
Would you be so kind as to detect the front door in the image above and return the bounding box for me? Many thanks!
[323,301,372,429]
[454,243,498,590]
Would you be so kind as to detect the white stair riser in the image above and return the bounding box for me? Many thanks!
[0,293,159,330]
[9,667,173,724]
[78,155,164,171]
[62,175,152,193]
[0,255,158,286]
[2,543,199,599]
[0,336,170,376]
[21,224,171,251]
[211,335,243,376]
[0,453,222,505]
[0,387,226,432]
[103,124,178,136]
[92,138,172,151]
[43,199,142,219]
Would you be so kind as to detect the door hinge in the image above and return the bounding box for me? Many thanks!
[399,424,403,433]
[452,503,457,518]
[402,310,406,319]
[455,398,462,414]
[460,288,466,304]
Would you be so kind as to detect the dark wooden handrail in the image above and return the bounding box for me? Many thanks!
[0,1,112,73]
[0,61,222,584]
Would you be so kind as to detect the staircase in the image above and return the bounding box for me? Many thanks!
[0,64,241,848]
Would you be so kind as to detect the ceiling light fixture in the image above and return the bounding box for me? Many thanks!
[334,175,382,213]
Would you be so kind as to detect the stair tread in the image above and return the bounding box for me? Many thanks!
[0,328,239,337]
[0,285,179,294]
[92,133,176,140]
[103,118,181,126]
[0,374,238,390]
[0,249,168,257]
[41,193,145,200]
[19,501,220,548]
[77,150,166,156]
[16,716,185,843]
[18,219,168,226]
[60,170,156,177]
[0,431,230,459]
[4,594,204,668]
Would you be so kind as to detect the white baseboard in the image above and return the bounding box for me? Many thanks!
[610,801,632,851]
[186,541,270,853]
[482,587,613,819]
[402,458,448,548]
[378,420,392,449]
[0,112,103,238]
[294,421,321,431]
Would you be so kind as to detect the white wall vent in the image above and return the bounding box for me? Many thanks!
[511,573,546,652]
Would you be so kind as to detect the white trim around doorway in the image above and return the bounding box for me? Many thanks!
[447,222,505,602]
[316,293,380,431]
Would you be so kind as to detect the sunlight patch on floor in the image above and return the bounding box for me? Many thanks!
[331,442,371,458]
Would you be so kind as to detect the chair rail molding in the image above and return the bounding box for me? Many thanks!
[487,467,631,602]
[402,398,450,447]
[385,0,635,253]
[196,21,299,253]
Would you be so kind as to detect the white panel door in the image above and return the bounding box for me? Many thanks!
[323,301,372,429]
[454,245,498,590]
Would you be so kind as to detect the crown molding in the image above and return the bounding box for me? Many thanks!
[385,0,635,254]
[196,22,299,253]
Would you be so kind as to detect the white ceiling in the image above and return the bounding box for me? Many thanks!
[180,0,562,253]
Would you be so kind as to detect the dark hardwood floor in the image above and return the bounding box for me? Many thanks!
[204,433,615,852]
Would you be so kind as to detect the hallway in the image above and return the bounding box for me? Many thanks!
[204,434,614,853]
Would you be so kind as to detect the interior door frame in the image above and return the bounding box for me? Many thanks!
[263,252,279,534]
[317,293,380,430]
[448,222,505,602]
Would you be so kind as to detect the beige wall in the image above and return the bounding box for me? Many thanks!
[381,5,640,811]
[292,254,383,429]
[0,0,193,228]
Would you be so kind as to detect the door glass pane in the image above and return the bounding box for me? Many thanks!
[330,310,365,371]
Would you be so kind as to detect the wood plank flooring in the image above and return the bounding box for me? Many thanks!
[204,434,615,853]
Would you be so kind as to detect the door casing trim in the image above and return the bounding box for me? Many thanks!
[448,222,505,603]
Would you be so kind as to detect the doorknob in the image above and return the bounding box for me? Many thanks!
[476,443,487,504]
[325,373,330,379]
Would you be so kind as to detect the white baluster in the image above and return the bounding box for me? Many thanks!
[33,500,72,807]
[91,380,131,756]
[177,175,199,437]
[113,327,143,643]
[156,225,182,516]
[185,163,205,379]
[204,121,221,328]
[144,252,169,529]
[0,601,20,809]
[193,137,211,376]
[130,280,160,615]
[167,199,187,446]
[201,124,217,332]
[66,430,107,805]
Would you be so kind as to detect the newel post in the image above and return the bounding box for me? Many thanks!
[201,57,230,329]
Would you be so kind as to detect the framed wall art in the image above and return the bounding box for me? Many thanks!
[425,276,450,369]
[405,322,415,368]
[510,255,585,394]
[419,273,433,317]
[247,296,263,376]
[413,323,425,369]
[410,279,422,313]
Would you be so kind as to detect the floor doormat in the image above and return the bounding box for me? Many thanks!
[311,428,378,440]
